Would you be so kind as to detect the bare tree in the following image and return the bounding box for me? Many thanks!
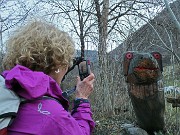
[42,0,97,58]
[93,0,112,113]
[92,0,165,114]
[0,0,41,33]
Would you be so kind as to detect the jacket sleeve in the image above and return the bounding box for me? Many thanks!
[71,102,95,134]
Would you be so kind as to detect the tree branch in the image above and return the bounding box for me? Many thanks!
[163,0,180,34]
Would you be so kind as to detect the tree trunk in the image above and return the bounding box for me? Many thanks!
[164,0,180,34]
[94,0,112,113]
[0,15,3,72]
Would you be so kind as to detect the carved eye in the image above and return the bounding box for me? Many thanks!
[152,52,161,60]
[126,52,133,59]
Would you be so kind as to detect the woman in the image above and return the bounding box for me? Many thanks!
[2,20,95,135]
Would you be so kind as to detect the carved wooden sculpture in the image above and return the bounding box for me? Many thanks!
[123,51,165,134]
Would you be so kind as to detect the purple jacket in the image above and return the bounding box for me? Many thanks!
[2,65,95,135]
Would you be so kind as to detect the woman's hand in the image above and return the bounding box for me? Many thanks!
[75,73,95,99]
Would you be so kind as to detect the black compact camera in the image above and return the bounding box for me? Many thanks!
[78,60,91,81]
[63,57,91,81]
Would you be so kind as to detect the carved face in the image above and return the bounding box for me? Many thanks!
[123,51,163,84]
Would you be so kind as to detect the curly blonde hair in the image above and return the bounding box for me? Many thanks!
[2,21,75,74]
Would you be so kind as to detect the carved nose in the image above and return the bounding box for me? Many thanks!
[141,54,152,59]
